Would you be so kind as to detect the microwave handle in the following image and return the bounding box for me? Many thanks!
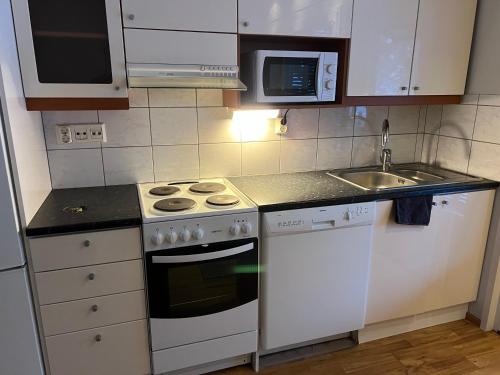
[316,53,325,101]
[152,242,254,264]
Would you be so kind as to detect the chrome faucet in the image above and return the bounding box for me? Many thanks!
[381,119,392,172]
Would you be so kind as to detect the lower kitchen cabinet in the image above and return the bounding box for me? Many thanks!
[45,320,150,375]
[367,190,495,324]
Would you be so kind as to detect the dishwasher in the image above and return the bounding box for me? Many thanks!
[260,202,376,351]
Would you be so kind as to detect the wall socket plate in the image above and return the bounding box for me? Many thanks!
[56,123,107,144]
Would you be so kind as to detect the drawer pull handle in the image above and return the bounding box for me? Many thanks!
[88,273,96,281]
[91,304,99,312]
[83,240,91,247]
[95,334,102,342]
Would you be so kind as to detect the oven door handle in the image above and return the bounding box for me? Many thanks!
[152,242,254,264]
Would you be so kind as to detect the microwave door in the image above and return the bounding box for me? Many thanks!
[259,56,320,103]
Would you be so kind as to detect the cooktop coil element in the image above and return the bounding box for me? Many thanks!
[149,186,181,196]
[189,182,226,194]
[153,198,196,212]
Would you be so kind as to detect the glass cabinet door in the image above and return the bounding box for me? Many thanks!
[28,0,112,84]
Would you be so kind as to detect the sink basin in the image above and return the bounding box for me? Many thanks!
[333,171,418,191]
[394,169,444,182]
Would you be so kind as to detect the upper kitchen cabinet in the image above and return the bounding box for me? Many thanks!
[348,0,419,96]
[347,0,477,99]
[238,0,353,38]
[11,0,128,111]
[410,0,477,96]
[122,0,237,33]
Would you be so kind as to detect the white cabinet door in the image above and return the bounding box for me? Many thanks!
[238,0,353,38]
[347,0,418,96]
[124,29,237,66]
[122,0,237,33]
[409,0,477,96]
[367,190,495,325]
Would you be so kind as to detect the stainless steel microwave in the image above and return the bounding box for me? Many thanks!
[243,50,338,103]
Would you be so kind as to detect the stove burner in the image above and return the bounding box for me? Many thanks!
[189,182,226,194]
[149,186,180,196]
[207,195,240,207]
[154,198,196,212]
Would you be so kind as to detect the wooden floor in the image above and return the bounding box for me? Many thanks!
[216,320,500,375]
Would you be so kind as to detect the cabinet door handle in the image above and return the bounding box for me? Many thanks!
[128,14,135,21]
[91,304,99,312]
[242,21,249,27]
[401,86,408,91]
[95,334,102,342]
[441,200,449,205]
[413,86,420,91]
[88,273,96,281]
[83,240,91,247]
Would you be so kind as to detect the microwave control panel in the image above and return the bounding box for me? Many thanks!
[320,52,339,102]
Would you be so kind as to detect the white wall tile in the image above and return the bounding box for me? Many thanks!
[478,95,500,106]
[280,139,318,173]
[199,143,241,178]
[242,141,280,176]
[318,107,355,138]
[196,89,223,107]
[473,106,500,144]
[417,106,427,134]
[153,145,200,182]
[388,134,417,164]
[435,136,471,174]
[198,107,239,143]
[149,88,197,107]
[461,95,479,105]
[415,134,424,162]
[468,141,500,181]
[351,136,381,167]
[43,111,100,150]
[150,108,198,145]
[439,105,477,139]
[48,149,104,188]
[102,147,154,185]
[354,106,388,136]
[316,138,352,170]
[129,88,149,107]
[282,109,319,139]
[421,134,439,164]
[99,108,151,147]
[388,106,420,134]
[424,105,442,134]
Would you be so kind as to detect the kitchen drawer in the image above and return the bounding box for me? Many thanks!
[122,0,237,33]
[45,320,150,375]
[124,28,238,66]
[41,290,146,336]
[36,260,144,305]
[30,228,142,272]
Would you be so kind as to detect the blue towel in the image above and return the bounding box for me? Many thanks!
[394,196,433,226]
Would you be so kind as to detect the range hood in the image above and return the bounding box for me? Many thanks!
[127,64,247,90]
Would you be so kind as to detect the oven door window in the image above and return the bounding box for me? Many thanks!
[146,239,258,319]
[263,57,318,97]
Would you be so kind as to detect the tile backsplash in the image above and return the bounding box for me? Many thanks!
[43,88,449,189]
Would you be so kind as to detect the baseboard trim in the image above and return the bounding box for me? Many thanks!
[466,312,482,327]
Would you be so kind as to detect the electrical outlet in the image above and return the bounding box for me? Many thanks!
[55,123,107,144]
[56,125,72,144]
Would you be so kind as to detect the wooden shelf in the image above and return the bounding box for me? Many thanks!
[25,97,129,111]
[33,30,108,40]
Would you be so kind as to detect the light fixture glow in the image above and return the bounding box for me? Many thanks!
[232,110,281,142]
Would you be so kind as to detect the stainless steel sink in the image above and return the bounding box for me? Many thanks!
[333,171,418,191]
[394,169,444,182]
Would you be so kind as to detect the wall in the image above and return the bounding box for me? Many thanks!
[0,0,51,225]
[420,94,500,181]
[43,88,423,188]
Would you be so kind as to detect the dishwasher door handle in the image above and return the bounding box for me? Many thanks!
[311,220,336,231]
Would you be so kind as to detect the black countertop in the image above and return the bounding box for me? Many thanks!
[228,164,499,212]
[26,185,142,237]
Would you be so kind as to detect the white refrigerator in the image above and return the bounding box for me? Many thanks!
[0,77,45,374]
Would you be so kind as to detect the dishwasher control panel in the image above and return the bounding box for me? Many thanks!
[263,202,376,235]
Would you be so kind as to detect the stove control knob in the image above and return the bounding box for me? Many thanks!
[151,232,164,246]
[344,211,354,221]
[325,64,335,74]
[192,228,205,240]
[229,224,241,235]
[241,222,253,234]
[180,229,191,242]
[165,231,178,244]
[325,80,335,90]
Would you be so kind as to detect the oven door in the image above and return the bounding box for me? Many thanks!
[255,50,324,103]
[146,238,259,350]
